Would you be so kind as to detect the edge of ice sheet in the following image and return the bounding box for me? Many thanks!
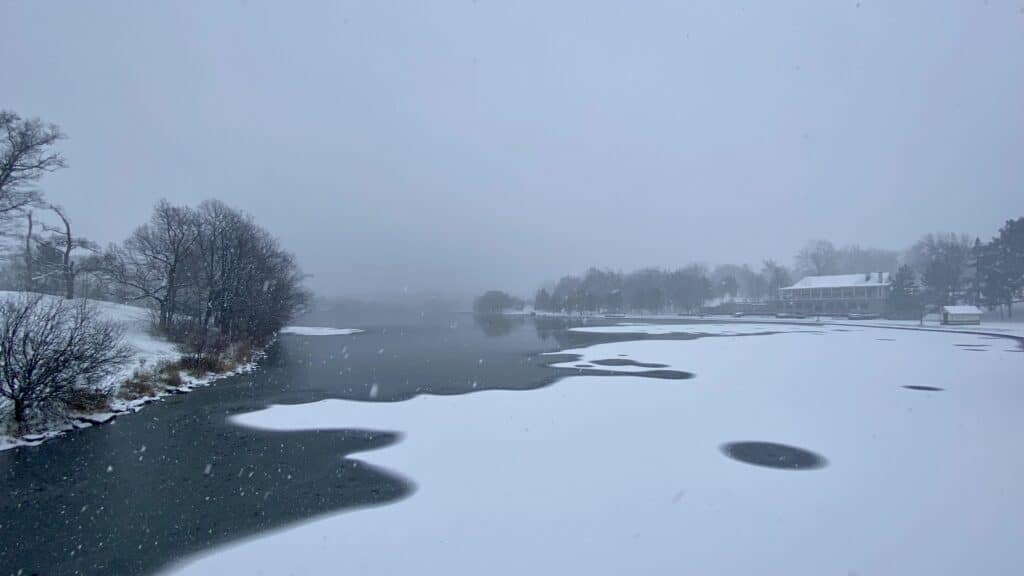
[170,326,1024,576]
[568,323,818,336]
[279,326,364,336]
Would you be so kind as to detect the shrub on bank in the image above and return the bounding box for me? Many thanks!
[0,294,132,433]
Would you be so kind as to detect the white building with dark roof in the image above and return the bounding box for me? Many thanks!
[779,272,890,315]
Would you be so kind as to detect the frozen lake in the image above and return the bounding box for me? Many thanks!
[2,315,1022,575]
[173,320,1024,576]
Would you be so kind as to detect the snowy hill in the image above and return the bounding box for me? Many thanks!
[0,290,181,389]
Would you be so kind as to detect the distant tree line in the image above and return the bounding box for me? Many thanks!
[880,224,1024,318]
[526,262,801,316]
[515,223,1024,319]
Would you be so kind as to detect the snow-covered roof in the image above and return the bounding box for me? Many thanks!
[942,305,982,315]
[781,273,890,290]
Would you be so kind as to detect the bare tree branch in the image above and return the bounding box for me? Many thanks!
[0,111,66,225]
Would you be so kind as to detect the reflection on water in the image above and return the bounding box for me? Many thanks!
[472,313,524,337]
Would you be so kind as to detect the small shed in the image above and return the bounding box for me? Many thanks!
[941,305,982,325]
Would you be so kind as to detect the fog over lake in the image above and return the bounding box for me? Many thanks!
[4,2,1022,297]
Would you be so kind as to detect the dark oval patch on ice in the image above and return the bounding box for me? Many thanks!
[903,385,944,392]
[876,338,895,341]
[574,363,595,368]
[720,441,827,470]
[590,358,670,369]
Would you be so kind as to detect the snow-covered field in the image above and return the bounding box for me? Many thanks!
[168,324,1024,576]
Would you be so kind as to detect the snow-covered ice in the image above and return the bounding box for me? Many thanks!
[279,326,364,336]
[168,324,1024,575]
[569,322,820,336]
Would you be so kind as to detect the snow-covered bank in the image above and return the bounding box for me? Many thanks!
[0,292,268,451]
[569,319,1024,340]
[170,325,1024,575]
[828,318,1024,338]
[537,309,1024,340]
[1,292,173,449]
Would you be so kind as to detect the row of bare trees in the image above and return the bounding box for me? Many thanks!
[0,111,95,300]
[1,111,129,433]
[1,110,307,355]
[103,199,308,355]
[1,110,307,434]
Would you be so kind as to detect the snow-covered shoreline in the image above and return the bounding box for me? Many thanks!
[527,309,1024,339]
[0,292,263,452]
[0,303,369,451]
[0,358,262,452]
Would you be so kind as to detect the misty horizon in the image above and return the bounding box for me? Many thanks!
[4,2,1022,298]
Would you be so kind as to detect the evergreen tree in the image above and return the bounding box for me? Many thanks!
[985,218,1024,317]
[976,238,1008,315]
[533,288,552,311]
[889,264,920,319]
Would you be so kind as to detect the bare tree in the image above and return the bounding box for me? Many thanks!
[101,198,306,356]
[23,210,34,290]
[146,200,199,328]
[835,245,899,275]
[795,239,839,277]
[761,259,792,299]
[0,294,132,433]
[38,204,98,299]
[908,233,973,306]
[102,200,199,330]
[0,111,65,227]
[182,200,306,353]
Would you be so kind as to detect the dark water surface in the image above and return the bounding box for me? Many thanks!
[0,314,664,575]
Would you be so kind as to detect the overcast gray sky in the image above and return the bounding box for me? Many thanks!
[3,1,1022,298]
